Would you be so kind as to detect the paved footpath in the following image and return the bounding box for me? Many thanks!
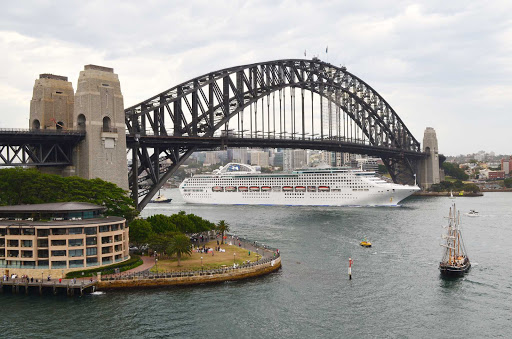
[103,256,155,278]
[127,256,155,273]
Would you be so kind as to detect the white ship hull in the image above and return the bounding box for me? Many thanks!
[179,163,419,207]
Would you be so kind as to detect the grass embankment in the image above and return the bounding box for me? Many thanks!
[65,255,143,278]
[151,241,260,273]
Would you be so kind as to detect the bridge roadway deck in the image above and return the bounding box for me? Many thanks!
[0,129,85,143]
[126,135,427,159]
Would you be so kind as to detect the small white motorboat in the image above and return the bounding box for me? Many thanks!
[466,209,479,217]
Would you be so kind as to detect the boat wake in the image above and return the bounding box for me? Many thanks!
[90,291,105,295]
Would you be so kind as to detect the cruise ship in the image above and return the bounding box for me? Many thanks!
[179,163,420,206]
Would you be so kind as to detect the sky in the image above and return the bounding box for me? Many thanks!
[0,0,511,156]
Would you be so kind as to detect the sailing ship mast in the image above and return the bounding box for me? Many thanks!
[440,203,470,277]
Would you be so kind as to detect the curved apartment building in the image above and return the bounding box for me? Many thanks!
[0,202,129,275]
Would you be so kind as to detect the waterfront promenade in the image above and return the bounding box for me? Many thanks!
[98,235,280,290]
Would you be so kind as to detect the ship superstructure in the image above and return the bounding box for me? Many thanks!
[179,163,419,206]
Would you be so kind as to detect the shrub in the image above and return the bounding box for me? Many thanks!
[65,255,142,278]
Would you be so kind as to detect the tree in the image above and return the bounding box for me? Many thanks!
[442,162,469,181]
[167,234,192,266]
[128,219,153,250]
[505,178,512,188]
[462,184,480,193]
[0,168,138,221]
[146,214,177,234]
[217,220,230,244]
[169,211,195,233]
[186,213,216,232]
[148,232,176,255]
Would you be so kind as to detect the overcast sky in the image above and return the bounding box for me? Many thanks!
[1,1,510,156]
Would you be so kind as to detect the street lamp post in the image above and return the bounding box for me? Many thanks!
[201,256,203,274]
[233,253,236,266]
[155,258,158,274]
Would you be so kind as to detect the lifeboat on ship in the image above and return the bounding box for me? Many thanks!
[212,186,224,192]
[318,186,330,192]
[225,186,237,192]
[295,186,306,192]
[238,186,248,192]
[261,186,271,192]
[282,186,293,192]
[249,186,260,192]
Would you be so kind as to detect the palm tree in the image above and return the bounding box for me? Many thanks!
[167,234,192,266]
[217,220,230,244]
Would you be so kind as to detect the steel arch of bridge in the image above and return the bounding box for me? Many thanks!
[125,59,425,210]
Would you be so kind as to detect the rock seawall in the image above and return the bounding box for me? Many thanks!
[97,257,281,290]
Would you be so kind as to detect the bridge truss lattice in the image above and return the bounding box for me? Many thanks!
[125,59,425,210]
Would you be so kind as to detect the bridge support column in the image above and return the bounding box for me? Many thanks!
[73,65,129,191]
[419,127,440,189]
[30,74,77,177]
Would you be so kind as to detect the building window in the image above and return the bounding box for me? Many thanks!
[8,228,20,235]
[102,116,111,132]
[77,114,86,131]
[86,237,97,246]
[51,240,66,246]
[51,261,66,269]
[7,240,19,247]
[51,250,66,257]
[86,257,98,267]
[37,239,48,247]
[68,227,83,235]
[86,248,97,256]
[37,229,49,237]
[99,225,110,233]
[85,227,97,235]
[69,249,83,257]
[22,228,35,235]
[22,240,33,247]
[37,260,49,268]
[69,260,84,268]
[69,239,83,247]
[51,228,66,235]
[38,250,49,258]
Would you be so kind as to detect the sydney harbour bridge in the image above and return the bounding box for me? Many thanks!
[0,59,434,211]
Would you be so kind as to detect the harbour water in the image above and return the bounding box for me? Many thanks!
[1,191,511,338]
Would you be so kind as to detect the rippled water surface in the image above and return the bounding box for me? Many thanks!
[2,191,512,338]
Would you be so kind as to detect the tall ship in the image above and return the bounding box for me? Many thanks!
[439,203,471,277]
[179,163,419,206]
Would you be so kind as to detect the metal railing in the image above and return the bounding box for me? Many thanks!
[102,253,280,282]
[103,235,280,281]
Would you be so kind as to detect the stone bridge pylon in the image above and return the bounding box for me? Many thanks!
[29,65,128,190]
